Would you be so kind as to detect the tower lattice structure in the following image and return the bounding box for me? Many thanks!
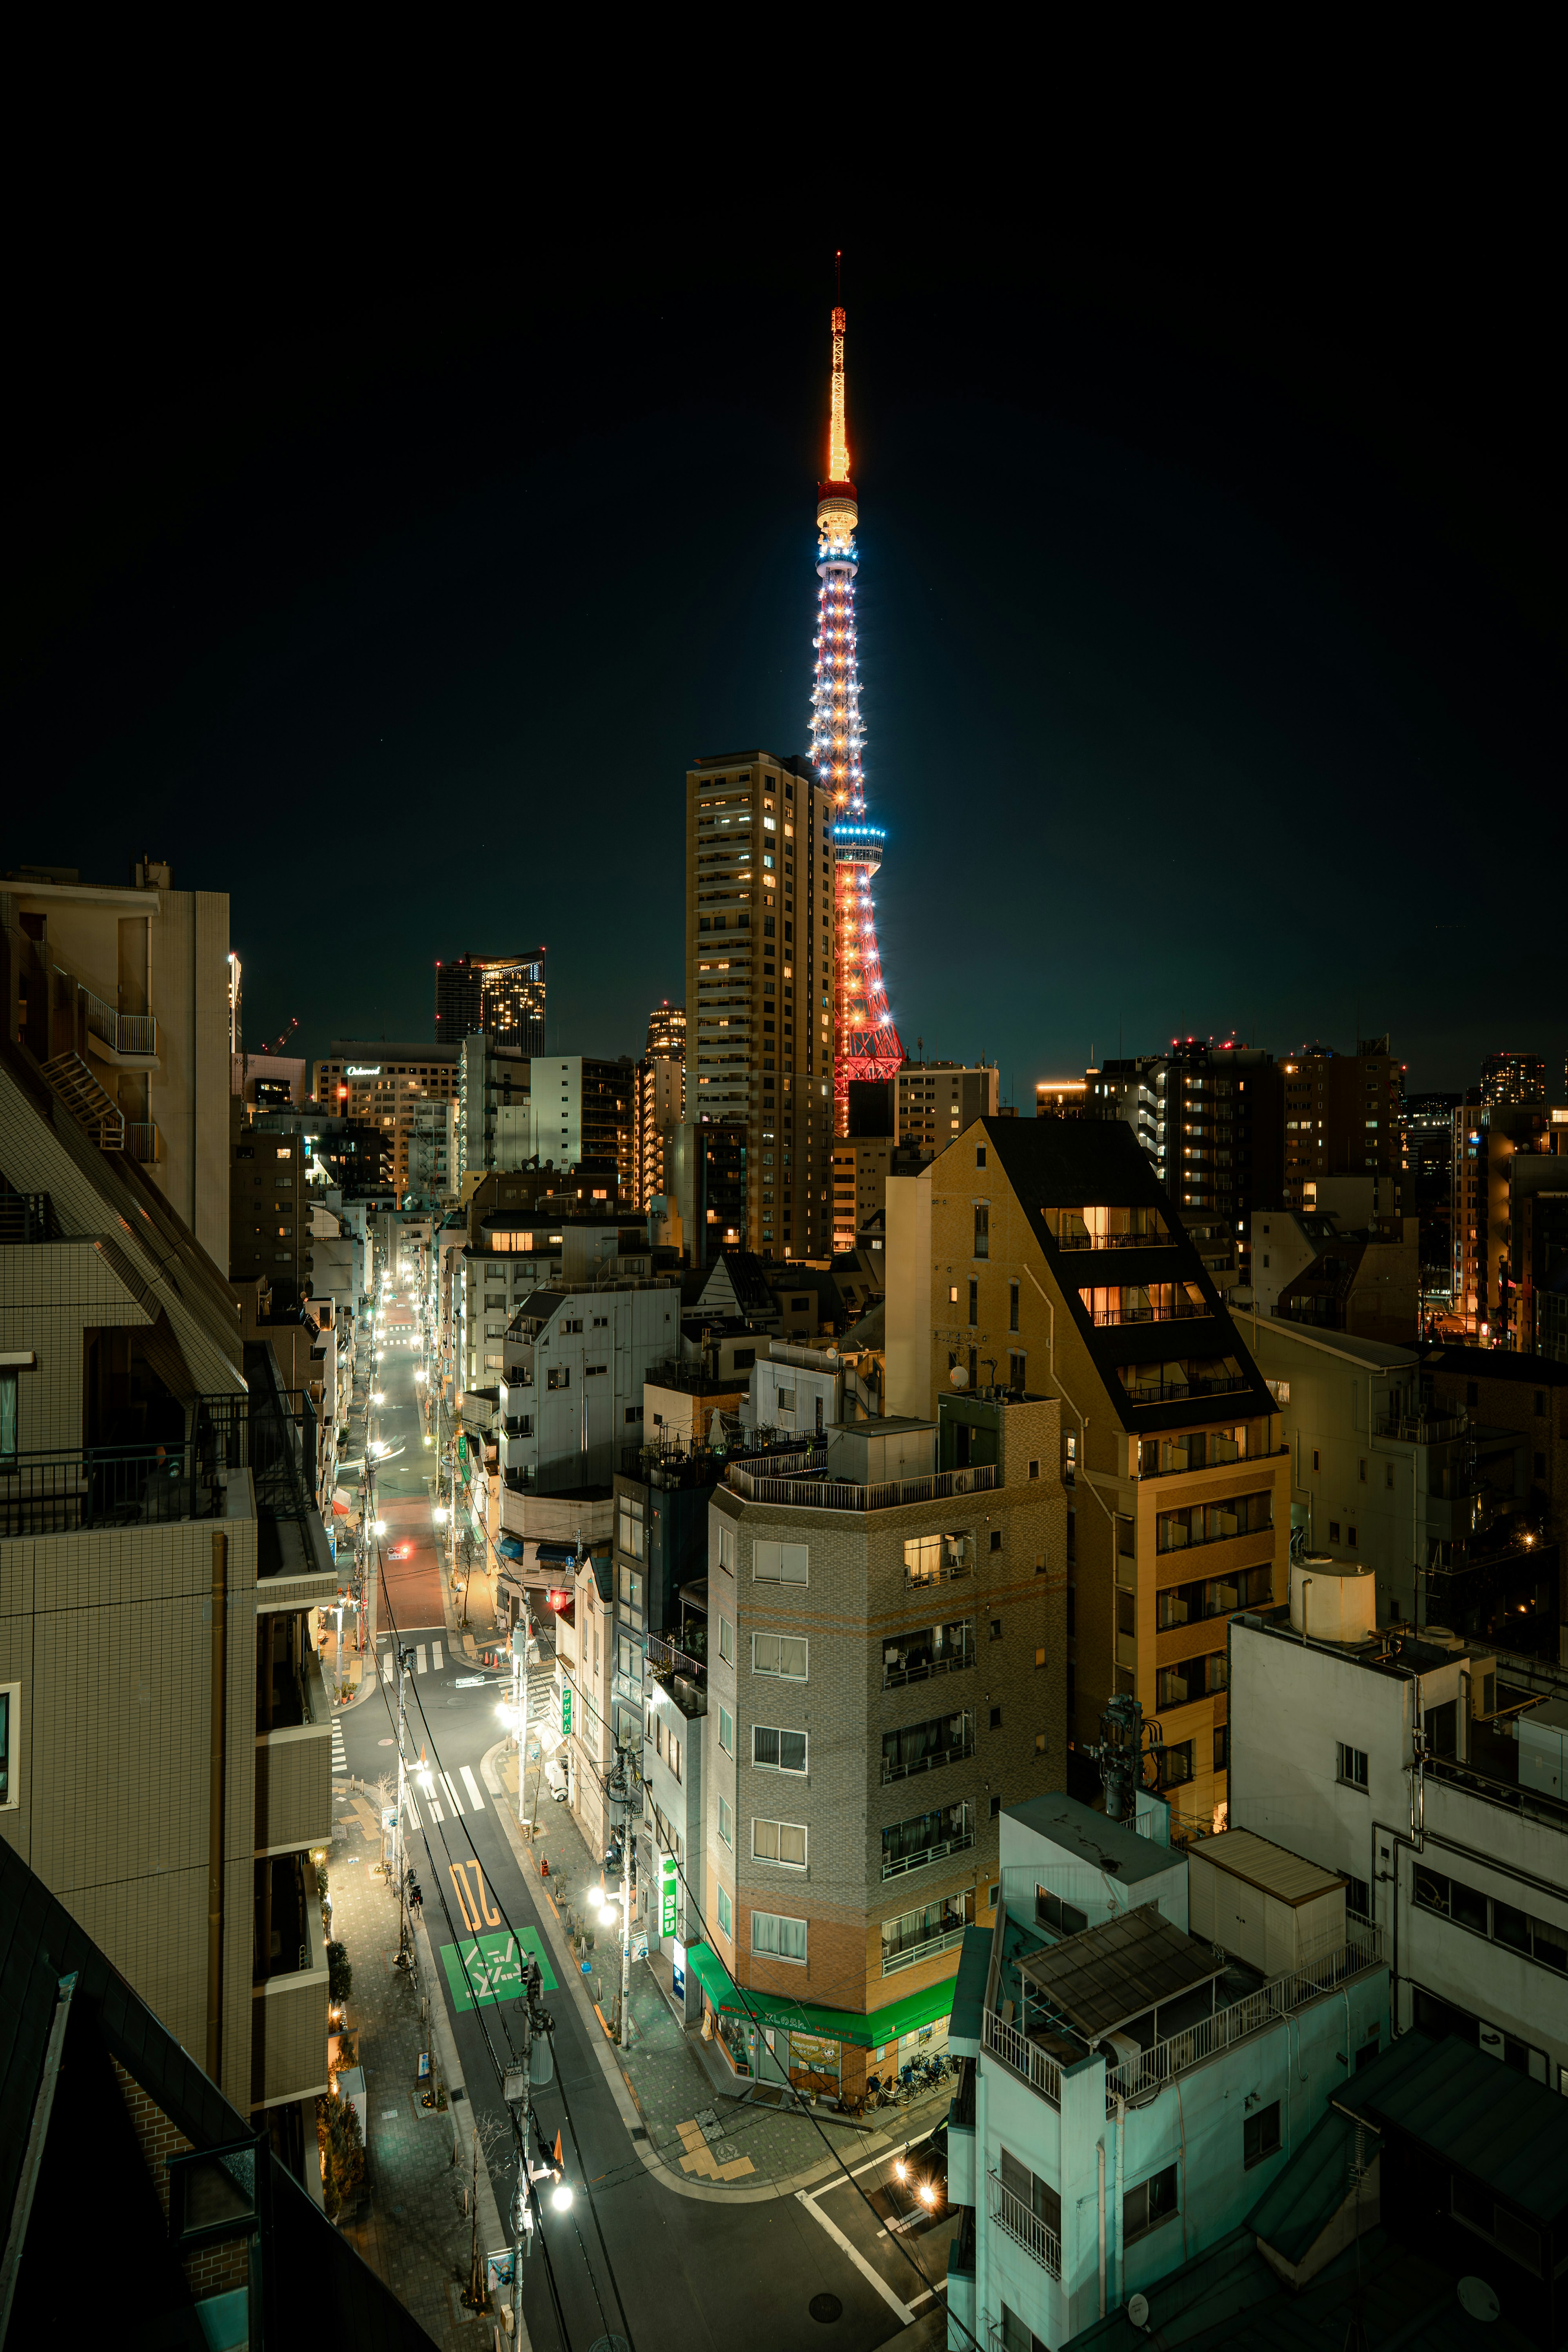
[811,302,903,1133]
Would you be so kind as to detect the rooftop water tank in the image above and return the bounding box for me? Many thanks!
[1290,1554,1376,1644]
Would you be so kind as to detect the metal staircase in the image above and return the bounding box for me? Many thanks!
[40,1051,126,1149]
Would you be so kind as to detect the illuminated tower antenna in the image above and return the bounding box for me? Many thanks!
[808,279,904,1145]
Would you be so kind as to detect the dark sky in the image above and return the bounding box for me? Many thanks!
[7,169,1564,1102]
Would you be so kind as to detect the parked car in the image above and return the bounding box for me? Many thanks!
[895,2126,948,2214]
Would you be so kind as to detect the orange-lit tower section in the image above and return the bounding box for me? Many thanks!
[811,302,903,1132]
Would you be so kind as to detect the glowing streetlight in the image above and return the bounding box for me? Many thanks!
[550,2181,573,2212]
[374,1519,387,1536]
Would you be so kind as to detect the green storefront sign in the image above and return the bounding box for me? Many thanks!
[440,1928,558,2014]
[561,1684,572,1735]
[660,1853,678,1937]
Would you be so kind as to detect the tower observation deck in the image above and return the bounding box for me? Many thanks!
[810,301,904,1132]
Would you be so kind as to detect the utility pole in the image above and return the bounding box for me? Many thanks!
[515,1601,533,1831]
[504,1953,553,2343]
[394,1644,414,1962]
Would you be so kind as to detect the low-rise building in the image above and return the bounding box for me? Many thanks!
[1229,1555,1568,2090]
[946,1792,1388,2351]
[498,1276,680,1497]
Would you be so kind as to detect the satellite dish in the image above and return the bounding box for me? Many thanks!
[1127,2292,1150,2328]
[949,1365,969,1389]
[1457,2277,1499,2323]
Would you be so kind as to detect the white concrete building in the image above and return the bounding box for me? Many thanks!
[1229,1555,1568,2092]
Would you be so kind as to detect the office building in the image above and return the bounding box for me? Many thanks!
[687,750,838,1260]
[830,1134,896,1252]
[668,1119,749,1266]
[230,1111,315,1312]
[1,1036,336,2154]
[635,1007,685,1212]
[311,1042,458,1200]
[528,1055,634,1197]
[1033,1078,1090,1118]
[2,860,233,1265]
[1229,1556,1568,2089]
[898,1062,999,1154]
[231,1051,307,1115]
[434,950,546,1055]
[946,1793,1387,2352]
[497,1270,679,1496]
[655,1385,1067,2099]
[1281,1036,1402,1210]
[1480,1049,1547,1110]
[886,1117,1290,1833]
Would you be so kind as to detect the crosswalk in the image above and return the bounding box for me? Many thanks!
[402,1760,505,1829]
[331,1717,348,1779]
[380,1635,445,1683]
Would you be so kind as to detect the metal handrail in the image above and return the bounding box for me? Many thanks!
[881,1921,967,1976]
[983,2009,1062,2106]
[881,1826,975,1882]
[882,1737,974,1784]
[726,1463,998,1511]
[882,1647,975,1691]
[987,2172,1062,2276]
[1104,1924,1385,2100]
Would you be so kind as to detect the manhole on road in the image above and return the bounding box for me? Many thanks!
[809,2294,842,2324]
[378,1738,394,1746]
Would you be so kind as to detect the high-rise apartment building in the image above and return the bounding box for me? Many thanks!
[645,1001,686,1059]
[408,1095,459,1201]
[1,1037,336,2154]
[1088,1044,1285,1290]
[1404,1091,1461,1310]
[1452,1097,1559,1345]
[896,1062,999,1154]
[686,751,837,1259]
[830,1135,895,1251]
[668,1118,749,1265]
[311,1042,459,1199]
[1281,1037,1402,1209]
[635,1013,685,1213]
[2,861,233,1265]
[457,1034,530,1186]
[434,950,546,1055]
[1480,1049,1546,1109]
[888,1118,1289,1835]
[528,1055,634,1195]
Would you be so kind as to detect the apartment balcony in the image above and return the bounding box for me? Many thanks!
[987,2171,1061,2278]
[725,1461,998,1513]
[1103,1922,1382,2101]
[0,1441,237,1536]
[254,1650,333,1855]
[126,1120,163,1163]
[81,988,160,1069]
[251,1865,330,2109]
[0,1189,60,1243]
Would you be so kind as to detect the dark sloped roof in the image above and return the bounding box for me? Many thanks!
[966,1115,1274,1432]
[1334,2029,1568,2222]
[1004,1791,1177,1886]
[1422,1341,1568,1386]
[1246,2105,1366,2261]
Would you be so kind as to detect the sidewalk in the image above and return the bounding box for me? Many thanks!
[328,1787,522,2349]
[490,1742,954,2204]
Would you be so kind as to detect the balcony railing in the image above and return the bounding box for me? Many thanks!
[882,1737,974,1785]
[126,1120,162,1163]
[80,987,158,1059]
[904,1556,974,1588]
[882,1648,975,1692]
[1378,1412,1465,1445]
[983,2009,1063,2106]
[881,1921,967,1976]
[1104,1924,1384,2102]
[987,2173,1061,2277]
[881,1827,975,1882]
[1085,1301,1208,1326]
[726,1463,998,1512]
[1,1443,230,1535]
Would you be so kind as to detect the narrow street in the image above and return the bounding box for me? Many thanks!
[341,1326,948,2352]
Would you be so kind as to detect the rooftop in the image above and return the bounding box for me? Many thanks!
[1337,2029,1568,2223]
[1193,1826,1346,1909]
[1004,1790,1176,1887]
[1017,1904,1226,2042]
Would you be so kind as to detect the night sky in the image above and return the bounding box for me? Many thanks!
[8,185,1563,1102]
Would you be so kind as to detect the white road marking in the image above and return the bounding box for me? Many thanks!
[460,1766,484,1811]
[416,1645,428,1674]
[382,1653,394,1685]
[794,2189,913,2327]
[428,1798,444,1822]
[818,2144,901,2192]
[404,1790,421,1829]
[441,1772,464,1815]
[431,1639,444,1670]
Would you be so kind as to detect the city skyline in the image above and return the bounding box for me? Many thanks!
[8,241,1564,1101]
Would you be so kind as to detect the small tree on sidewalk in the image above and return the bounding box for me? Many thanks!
[318,2089,366,2220]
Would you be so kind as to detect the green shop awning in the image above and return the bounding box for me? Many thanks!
[684,1944,958,2051]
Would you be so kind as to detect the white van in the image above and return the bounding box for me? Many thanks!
[543,1759,568,1802]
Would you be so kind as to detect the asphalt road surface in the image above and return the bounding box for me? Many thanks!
[344,1328,956,2352]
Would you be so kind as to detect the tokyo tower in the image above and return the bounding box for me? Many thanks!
[811,298,904,1132]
